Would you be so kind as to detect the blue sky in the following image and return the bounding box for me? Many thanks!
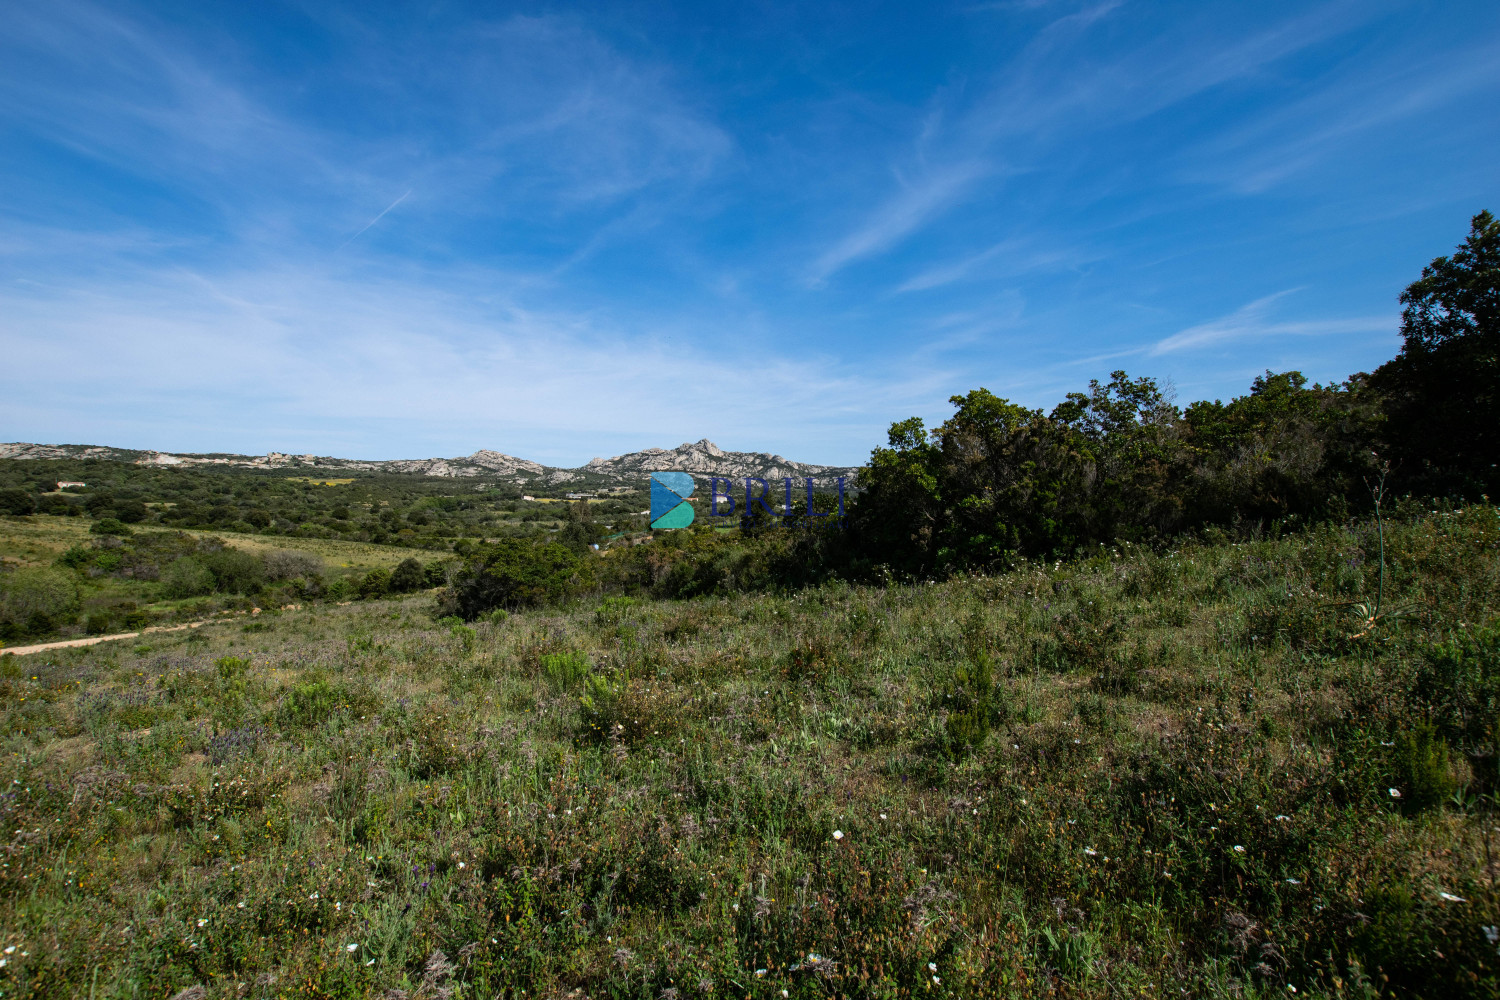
[1,0,1496,467]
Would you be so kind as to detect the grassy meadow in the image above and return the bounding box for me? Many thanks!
[0,516,434,577]
[0,506,1497,998]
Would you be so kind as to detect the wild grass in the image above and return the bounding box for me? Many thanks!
[0,516,434,575]
[0,507,1497,998]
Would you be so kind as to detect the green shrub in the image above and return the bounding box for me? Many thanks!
[1415,626,1500,748]
[201,547,264,594]
[1039,925,1101,982]
[1388,723,1456,813]
[0,488,35,516]
[161,556,215,599]
[941,654,997,757]
[442,539,587,617]
[359,567,391,599]
[390,557,426,593]
[90,517,132,537]
[578,673,678,745]
[278,676,350,729]
[0,567,80,637]
[540,650,590,692]
[112,500,148,523]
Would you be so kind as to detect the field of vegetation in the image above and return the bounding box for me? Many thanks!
[0,461,645,553]
[0,503,1496,998]
[0,517,445,645]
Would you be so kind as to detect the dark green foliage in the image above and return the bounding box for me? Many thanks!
[1388,724,1457,813]
[160,556,215,598]
[390,556,425,592]
[0,488,35,515]
[1373,210,1500,496]
[278,675,350,729]
[112,499,148,523]
[557,499,602,553]
[89,517,132,537]
[199,546,264,594]
[0,567,79,638]
[358,566,391,599]
[442,539,586,617]
[34,494,79,516]
[942,654,996,756]
[540,650,590,691]
[1184,370,1377,526]
[1416,627,1500,750]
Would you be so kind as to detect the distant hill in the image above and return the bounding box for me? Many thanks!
[0,440,859,487]
[584,439,853,482]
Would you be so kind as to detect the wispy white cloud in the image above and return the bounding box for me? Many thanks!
[0,261,949,465]
[1182,41,1500,193]
[894,237,1089,293]
[806,160,990,285]
[807,2,1373,285]
[1150,291,1393,356]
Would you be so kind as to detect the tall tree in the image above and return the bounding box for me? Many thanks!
[1373,210,1500,494]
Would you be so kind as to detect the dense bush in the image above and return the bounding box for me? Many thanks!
[160,556,216,599]
[0,566,80,638]
[358,567,391,599]
[0,487,36,515]
[441,539,587,617]
[390,556,426,592]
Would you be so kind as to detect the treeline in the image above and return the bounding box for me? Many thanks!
[851,210,1496,576]
[0,466,645,549]
[443,210,1498,617]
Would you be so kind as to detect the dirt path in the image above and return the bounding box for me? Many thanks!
[0,619,223,657]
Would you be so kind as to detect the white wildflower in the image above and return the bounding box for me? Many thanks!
[346,943,359,953]
[1233,845,1246,853]
[1388,788,1401,798]
[1439,892,1466,902]
[832,830,844,840]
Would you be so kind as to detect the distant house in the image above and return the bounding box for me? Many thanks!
[56,482,87,489]
[521,495,535,501]
[564,492,596,500]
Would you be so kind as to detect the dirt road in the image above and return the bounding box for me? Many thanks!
[0,620,220,657]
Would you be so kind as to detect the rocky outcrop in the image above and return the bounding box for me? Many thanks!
[584,439,856,482]
[1,439,858,485]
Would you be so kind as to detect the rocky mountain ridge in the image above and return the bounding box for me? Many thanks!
[0,440,859,486]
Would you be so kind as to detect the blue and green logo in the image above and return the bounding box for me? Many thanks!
[649,471,696,529]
